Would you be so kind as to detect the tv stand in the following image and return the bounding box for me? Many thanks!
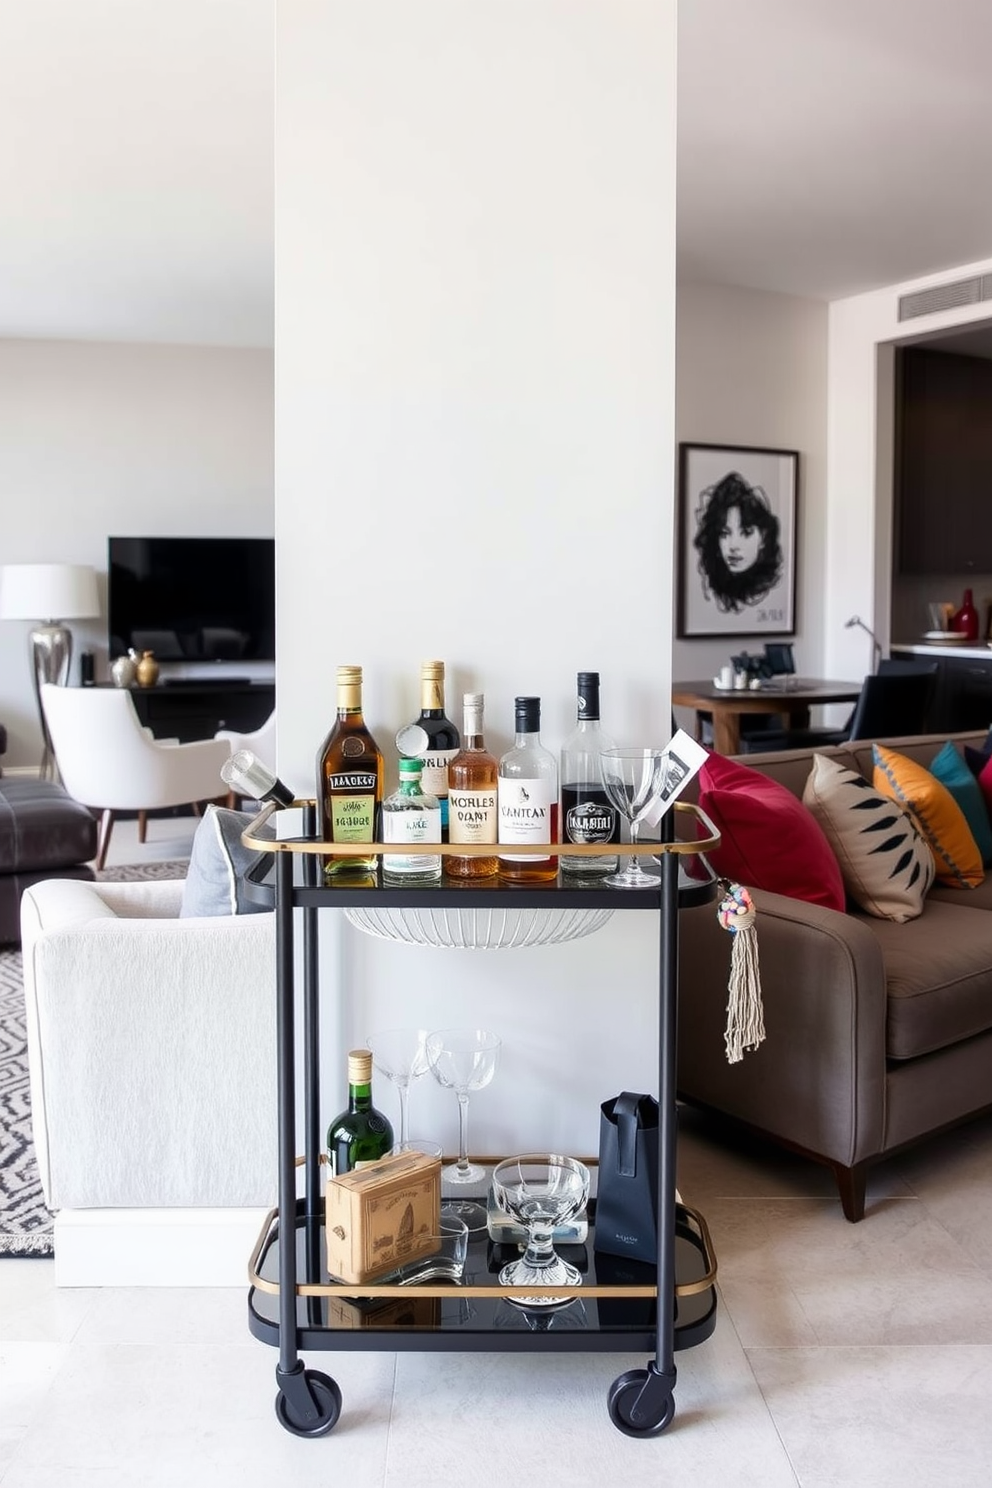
[127,679,275,743]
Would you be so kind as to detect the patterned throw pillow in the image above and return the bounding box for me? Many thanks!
[928,740,992,866]
[873,743,984,889]
[697,752,845,911]
[802,754,935,921]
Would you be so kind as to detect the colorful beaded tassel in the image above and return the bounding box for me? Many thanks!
[717,882,765,1063]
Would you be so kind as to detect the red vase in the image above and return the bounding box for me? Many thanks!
[953,588,979,641]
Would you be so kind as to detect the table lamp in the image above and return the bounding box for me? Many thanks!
[0,563,101,778]
[844,614,883,671]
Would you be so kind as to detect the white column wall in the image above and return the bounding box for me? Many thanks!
[826,255,992,682]
[276,1,678,1156]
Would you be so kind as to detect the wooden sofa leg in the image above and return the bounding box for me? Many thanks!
[833,1161,868,1222]
[137,810,148,844]
[95,809,115,872]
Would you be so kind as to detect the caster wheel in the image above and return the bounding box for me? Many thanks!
[275,1369,342,1437]
[607,1368,676,1437]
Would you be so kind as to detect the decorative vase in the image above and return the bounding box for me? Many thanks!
[111,653,137,688]
[952,588,979,641]
[135,650,160,687]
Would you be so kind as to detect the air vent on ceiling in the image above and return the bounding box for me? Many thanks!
[898,275,988,322]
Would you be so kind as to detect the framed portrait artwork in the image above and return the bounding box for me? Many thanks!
[676,443,798,639]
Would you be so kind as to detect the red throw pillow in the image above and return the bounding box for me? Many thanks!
[698,752,846,911]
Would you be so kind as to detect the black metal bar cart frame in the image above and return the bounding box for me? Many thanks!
[242,803,721,1439]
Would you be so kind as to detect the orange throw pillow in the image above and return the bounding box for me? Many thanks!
[872,744,984,889]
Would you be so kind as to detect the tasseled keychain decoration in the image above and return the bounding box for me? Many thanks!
[716,881,765,1063]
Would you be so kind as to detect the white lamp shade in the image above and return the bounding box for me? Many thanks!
[0,563,100,621]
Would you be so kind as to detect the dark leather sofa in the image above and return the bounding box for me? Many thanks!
[0,775,98,943]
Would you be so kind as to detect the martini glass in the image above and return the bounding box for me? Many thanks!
[425,1028,501,1230]
[366,1028,430,1148]
[599,747,670,889]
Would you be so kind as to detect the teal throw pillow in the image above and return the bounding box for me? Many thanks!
[928,740,992,867]
[180,805,272,917]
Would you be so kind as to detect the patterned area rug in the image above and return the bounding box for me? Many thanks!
[0,860,188,1257]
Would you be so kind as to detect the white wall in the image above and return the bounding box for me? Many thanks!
[826,254,992,681]
[276,0,678,1157]
[674,282,829,720]
[0,340,274,765]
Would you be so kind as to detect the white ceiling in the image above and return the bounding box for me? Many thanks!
[1,1,990,348]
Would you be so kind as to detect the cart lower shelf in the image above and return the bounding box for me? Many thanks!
[248,1197,717,1355]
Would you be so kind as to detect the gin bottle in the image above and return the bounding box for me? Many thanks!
[497,696,558,883]
[560,671,620,877]
[381,757,442,884]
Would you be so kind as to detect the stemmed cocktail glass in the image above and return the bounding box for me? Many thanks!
[599,747,670,889]
[491,1154,591,1309]
[425,1028,501,1230]
[366,1028,430,1148]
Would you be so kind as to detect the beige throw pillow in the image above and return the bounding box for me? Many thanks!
[802,754,935,921]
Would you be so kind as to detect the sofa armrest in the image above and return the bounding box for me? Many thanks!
[21,880,276,1210]
[678,888,888,1168]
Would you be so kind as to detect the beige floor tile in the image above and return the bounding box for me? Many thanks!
[0,1342,393,1488]
[748,1344,992,1488]
[386,1315,798,1487]
[708,1194,992,1347]
[0,1261,97,1345]
[72,1285,248,1347]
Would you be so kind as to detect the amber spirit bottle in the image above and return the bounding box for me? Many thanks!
[398,661,460,840]
[317,665,384,879]
[497,696,558,883]
[560,671,620,878]
[327,1049,395,1176]
[381,757,442,884]
[446,693,499,879]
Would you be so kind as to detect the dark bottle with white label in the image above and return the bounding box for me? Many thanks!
[560,671,620,878]
[398,661,460,840]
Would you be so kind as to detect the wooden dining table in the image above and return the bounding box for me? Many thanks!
[671,678,863,756]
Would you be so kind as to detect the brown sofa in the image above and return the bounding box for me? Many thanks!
[677,730,992,1221]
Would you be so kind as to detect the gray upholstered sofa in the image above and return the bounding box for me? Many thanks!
[677,730,992,1221]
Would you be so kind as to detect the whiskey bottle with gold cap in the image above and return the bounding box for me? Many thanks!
[317,665,384,878]
[326,1049,395,1176]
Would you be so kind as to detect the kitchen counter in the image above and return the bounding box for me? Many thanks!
[892,641,992,660]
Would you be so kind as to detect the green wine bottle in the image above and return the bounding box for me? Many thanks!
[327,1049,395,1176]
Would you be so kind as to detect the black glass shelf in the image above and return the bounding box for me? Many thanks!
[248,1199,717,1355]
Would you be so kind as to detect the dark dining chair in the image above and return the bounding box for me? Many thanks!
[739,661,939,753]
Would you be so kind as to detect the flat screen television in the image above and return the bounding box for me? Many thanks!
[108,536,275,663]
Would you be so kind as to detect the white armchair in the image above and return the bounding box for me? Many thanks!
[41,684,231,869]
[20,877,276,1284]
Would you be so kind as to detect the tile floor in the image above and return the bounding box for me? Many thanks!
[3,817,991,1484]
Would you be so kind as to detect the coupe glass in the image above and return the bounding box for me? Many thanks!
[491,1154,591,1309]
[599,747,670,889]
[425,1028,501,1230]
[366,1028,430,1148]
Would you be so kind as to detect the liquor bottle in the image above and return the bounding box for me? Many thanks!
[316,665,384,878]
[397,661,460,840]
[446,692,499,878]
[220,749,295,807]
[497,695,558,883]
[326,1049,395,1176]
[560,671,620,877]
[381,757,442,883]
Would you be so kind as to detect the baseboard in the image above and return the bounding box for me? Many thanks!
[2,765,41,778]
[54,1206,269,1287]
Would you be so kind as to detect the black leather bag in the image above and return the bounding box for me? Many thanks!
[593,1091,659,1263]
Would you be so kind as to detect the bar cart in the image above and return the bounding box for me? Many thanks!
[242,806,721,1440]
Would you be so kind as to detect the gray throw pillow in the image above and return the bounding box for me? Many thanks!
[180,804,272,917]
